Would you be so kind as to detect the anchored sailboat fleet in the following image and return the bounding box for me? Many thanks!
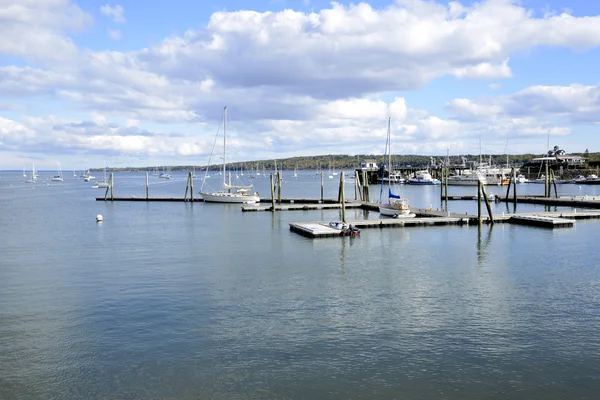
[200,107,259,203]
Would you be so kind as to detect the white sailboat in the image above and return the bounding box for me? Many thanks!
[378,118,415,218]
[293,163,298,178]
[51,162,64,181]
[200,107,259,203]
[25,162,38,183]
[93,166,109,188]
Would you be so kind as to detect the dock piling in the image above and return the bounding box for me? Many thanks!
[341,172,346,223]
[320,172,324,202]
[277,171,282,204]
[478,180,482,224]
[145,172,149,200]
[270,174,275,211]
[480,182,494,224]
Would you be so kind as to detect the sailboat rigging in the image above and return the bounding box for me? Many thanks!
[378,118,415,218]
[200,107,259,203]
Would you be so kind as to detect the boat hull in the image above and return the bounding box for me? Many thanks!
[200,192,260,203]
[409,179,440,185]
[379,207,416,218]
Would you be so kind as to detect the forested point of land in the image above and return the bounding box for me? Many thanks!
[98,151,600,172]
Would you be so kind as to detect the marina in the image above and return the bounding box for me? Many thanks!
[3,168,600,400]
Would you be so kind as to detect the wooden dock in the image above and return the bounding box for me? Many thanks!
[95,197,204,202]
[510,215,575,228]
[289,210,600,238]
[242,202,363,212]
[498,195,600,208]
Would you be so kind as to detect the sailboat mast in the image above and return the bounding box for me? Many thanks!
[222,106,227,188]
[387,117,392,175]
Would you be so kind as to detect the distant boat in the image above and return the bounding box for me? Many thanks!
[25,162,37,183]
[93,166,109,188]
[447,172,486,186]
[51,162,64,182]
[409,170,440,185]
[293,163,298,178]
[200,107,259,203]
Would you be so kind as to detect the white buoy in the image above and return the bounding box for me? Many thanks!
[96,214,103,222]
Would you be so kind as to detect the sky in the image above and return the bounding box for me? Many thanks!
[1,0,600,170]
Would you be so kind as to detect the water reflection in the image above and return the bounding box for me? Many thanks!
[477,224,493,268]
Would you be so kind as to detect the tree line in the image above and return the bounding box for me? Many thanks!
[98,151,600,172]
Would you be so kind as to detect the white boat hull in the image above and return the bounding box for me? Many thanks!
[379,206,416,218]
[200,192,260,203]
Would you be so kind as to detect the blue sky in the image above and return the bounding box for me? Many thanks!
[1,0,600,169]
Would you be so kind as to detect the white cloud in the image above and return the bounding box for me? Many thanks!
[448,83,600,125]
[107,29,122,40]
[453,59,512,80]
[3,0,600,166]
[0,0,91,62]
[100,4,125,23]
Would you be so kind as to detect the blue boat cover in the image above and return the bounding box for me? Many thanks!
[389,188,401,199]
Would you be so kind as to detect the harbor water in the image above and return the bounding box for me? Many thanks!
[1,171,600,399]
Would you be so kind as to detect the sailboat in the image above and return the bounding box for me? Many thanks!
[25,162,38,183]
[293,163,298,178]
[51,162,64,181]
[378,118,415,218]
[93,166,109,188]
[200,107,259,203]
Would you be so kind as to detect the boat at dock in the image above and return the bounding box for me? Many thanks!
[200,107,259,204]
[379,189,416,218]
[409,170,440,185]
[447,171,486,186]
[378,118,416,218]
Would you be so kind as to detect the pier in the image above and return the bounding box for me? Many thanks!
[289,210,600,238]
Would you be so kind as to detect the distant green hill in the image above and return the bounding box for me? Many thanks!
[95,152,600,172]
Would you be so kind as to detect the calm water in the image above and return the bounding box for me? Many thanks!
[1,171,600,399]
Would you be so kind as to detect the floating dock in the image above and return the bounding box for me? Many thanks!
[497,195,600,208]
[242,202,363,212]
[289,210,600,238]
[510,215,575,228]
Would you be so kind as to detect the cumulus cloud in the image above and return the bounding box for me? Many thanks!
[448,83,600,125]
[3,0,600,165]
[0,0,91,62]
[100,4,125,23]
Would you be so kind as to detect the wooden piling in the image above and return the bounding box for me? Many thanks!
[505,167,513,201]
[444,167,448,200]
[363,171,371,203]
[110,172,114,201]
[545,161,549,197]
[145,172,149,200]
[354,170,359,200]
[337,173,342,203]
[440,167,444,200]
[550,169,559,198]
[480,182,494,224]
[341,172,346,223]
[270,174,275,211]
[478,180,482,224]
[277,171,282,204]
[184,173,189,200]
[355,170,363,201]
[320,171,324,202]
[190,171,194,201]
[512,168,517,204]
